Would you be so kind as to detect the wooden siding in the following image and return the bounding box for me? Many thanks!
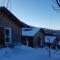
[0,12,21,44]
[21,37,33,47]
[0,27,5,46]
[33,30,45,48]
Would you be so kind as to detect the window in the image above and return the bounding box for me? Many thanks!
[6,37,10,42]
[4,28,11,45]
[5,29,10,36]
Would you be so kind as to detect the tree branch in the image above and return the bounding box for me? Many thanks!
[56,0,60,7]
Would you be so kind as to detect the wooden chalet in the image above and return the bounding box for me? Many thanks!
[0,7,29,47]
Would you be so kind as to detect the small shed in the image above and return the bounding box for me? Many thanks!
[21,27,45,48]
[41,28,60,49]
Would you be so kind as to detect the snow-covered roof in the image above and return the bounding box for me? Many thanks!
[22,27,40,37]
[43,28,60,36]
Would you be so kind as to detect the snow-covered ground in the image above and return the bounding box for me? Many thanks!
[0,45,60,60]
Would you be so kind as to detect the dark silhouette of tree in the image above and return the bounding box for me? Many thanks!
[56,0,60,7]
[52,0,60,11]
[40,28,45,34]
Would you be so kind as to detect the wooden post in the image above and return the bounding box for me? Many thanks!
[41,36,42,46]
[26,38,29,46]
[48,38,51,57]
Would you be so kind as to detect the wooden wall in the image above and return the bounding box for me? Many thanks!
[0,27,5,46]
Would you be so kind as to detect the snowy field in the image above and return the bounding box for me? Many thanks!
[0,45,60,60]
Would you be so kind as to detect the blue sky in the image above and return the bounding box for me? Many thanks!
[0,0,60,30]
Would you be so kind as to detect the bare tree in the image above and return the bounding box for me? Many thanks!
[52,0,60,11]
[56,0,60,7]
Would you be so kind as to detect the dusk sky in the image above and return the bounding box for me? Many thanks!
[0,0,60,30]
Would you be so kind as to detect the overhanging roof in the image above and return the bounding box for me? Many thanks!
[0,7,30,27]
